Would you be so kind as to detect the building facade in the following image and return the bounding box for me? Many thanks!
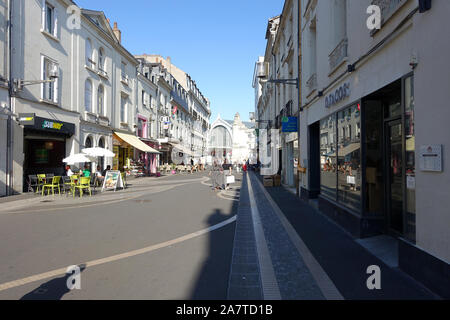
[1,0,162,194]
[208,113,256,166]
[254,0,300,187]
[299,0,449,297]
[136,55,211,165]
[0,0,10,197]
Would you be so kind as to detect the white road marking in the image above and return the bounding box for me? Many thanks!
[0,215,237,293]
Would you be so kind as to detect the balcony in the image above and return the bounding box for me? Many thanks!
[121,73,129,86]
[371,0,408,33]
[329,38,348,74]
[98,67,108,79]
[84,111,97,123]
[98,115,110,127]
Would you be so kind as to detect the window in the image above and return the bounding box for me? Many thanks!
[97,85,104,116]
[337,105,361,211]
[120,96,127,123]
[142,90,146,107]
[121,61,127,80]
[42,57,58,103]
[98,48,105,72]
[42,1,58,37]
[86,39,95,69]
[85,136,93,149]
[320,114,337,200]
[84,80,92,112]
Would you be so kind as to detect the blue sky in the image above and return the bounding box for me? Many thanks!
[75,0,283,122]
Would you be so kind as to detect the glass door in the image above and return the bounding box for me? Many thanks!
[385,120,404,235]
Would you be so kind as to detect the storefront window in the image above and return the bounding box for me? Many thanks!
[337,105,361,211]
[405,75,416,242]
[365,100,384,215]
[320,114,337,200]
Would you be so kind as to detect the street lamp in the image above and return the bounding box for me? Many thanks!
[12,64,59,93]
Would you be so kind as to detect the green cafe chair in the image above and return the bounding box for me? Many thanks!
[36,174,46,194]
[74,177,91,198]
[42,176,61,196]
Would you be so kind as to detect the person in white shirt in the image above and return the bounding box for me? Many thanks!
[66,165,74,177]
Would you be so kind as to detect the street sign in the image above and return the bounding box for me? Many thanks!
[282,117,298,133]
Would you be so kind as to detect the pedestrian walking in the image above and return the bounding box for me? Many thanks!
[209,160,223,191]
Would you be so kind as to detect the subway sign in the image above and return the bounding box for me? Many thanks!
[19,114,75,136]
[325,83,350,108]
[42,120,64,130]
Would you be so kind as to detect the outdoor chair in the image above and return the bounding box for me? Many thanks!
[62,176,75,196]
[165,166,171,174]
[90,174,98,193]
[27,175,39,193]
[42,176,61,196]
[74,177,91,198]
[36,174,47,193]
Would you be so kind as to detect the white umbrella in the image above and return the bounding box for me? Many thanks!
[82,147,115,158]
[63,153,94,164]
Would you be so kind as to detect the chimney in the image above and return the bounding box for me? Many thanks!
[167,56,172,73]
[113,22,121,44]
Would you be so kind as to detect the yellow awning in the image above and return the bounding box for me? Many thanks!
[114,132,160,154]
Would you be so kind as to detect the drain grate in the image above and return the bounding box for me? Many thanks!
[40,200,54,203]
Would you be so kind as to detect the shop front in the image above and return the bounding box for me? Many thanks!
[19,114,76,190]
[311,75,415,241]
[113,131,160,176]
[137,139,160,175]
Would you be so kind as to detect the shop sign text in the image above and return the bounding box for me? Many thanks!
[325,83,350,109]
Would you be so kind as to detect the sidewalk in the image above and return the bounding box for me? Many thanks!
[228,171,439,300]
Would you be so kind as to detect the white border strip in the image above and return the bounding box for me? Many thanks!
[247,173,282,300]
[251,172,344,300]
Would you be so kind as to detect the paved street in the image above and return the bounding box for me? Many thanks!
[0,172,241,300]
[0,170,442,300]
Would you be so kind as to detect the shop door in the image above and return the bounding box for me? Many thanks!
[385,120,404,235]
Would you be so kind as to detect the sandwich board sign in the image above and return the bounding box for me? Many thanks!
[102,171,124,192]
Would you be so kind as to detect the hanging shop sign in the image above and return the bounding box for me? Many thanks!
[282,117,298,133]
[325,83,351,108]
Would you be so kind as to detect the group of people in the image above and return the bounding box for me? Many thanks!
[65,164,112,186]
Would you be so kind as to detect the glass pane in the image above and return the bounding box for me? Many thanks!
[320,114,337,200]
[388,122,403,234]
[337,105,361,211]
[405,76,416,242]
[365,101,384,215]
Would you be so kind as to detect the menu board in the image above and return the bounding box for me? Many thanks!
[102,171,124,192]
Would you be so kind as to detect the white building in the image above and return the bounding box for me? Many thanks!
[299,0,449,297]
[136,55,211,165]
[0,0,10,196]
[254,0,300,187]
[208,113,256,166]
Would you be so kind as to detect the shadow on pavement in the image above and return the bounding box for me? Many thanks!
[21,265,86,300]
[189,202,239,300]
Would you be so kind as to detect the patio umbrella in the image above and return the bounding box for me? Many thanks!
[82,147,115,158]
[63,153,94,164]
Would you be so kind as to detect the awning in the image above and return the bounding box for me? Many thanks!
[114,131,161,154]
